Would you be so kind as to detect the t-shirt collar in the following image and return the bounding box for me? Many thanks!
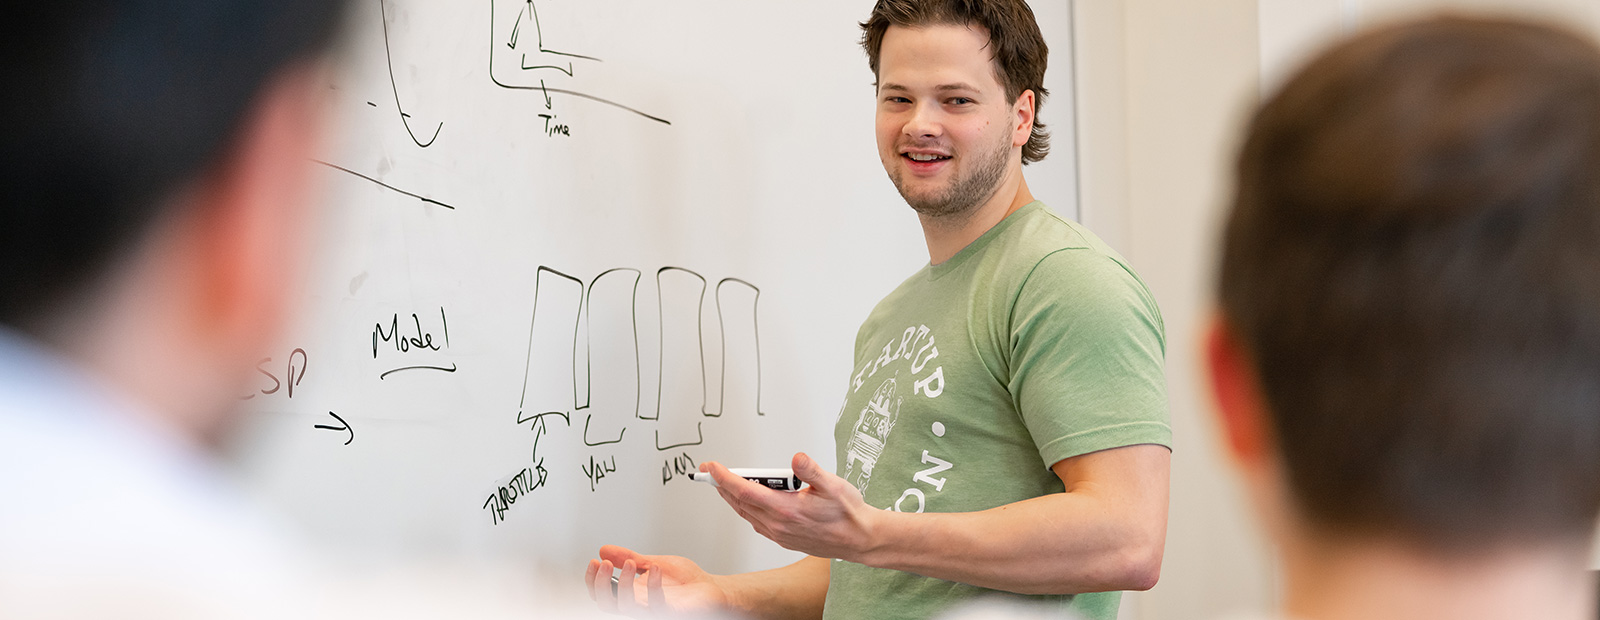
[927,200,1047,280]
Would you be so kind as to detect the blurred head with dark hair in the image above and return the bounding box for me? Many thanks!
[1209,14,1600,620]
[0,0,344,441]
[1,0,341,330]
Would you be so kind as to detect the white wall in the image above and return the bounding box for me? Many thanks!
[1261,0,1600,91]
[1075,2,1271,618]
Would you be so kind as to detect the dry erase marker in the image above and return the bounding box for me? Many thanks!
[688,468,806,491]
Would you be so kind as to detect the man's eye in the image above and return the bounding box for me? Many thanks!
[948,97,973,105]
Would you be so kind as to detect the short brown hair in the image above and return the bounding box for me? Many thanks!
[1221,16,1600,552]
[860,0,1051,164]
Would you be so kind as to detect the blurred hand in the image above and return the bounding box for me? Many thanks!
[585,545,731,617]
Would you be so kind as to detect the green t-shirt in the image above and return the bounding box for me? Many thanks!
[823,201,1171,620]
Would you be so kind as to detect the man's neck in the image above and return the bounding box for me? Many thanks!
[1281,536,1596,620]
[918,171,1034,265]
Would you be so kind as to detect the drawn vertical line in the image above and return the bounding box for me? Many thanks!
[518,266,583,411]
[490,0,502,86]
[648,269,664,421]
[518,302,536,410]
[441,307,450,347]
[654,267,708,420]
[753,288,763,415]
[526,0,543,49]
[697,274,710,416]
[632,281,641,419]
[578,275,593,412]
[716,278,765,417]
[570,283,585,412]
[581,268,643,418]
[716,283,728,417]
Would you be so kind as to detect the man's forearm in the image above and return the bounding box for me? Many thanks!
[856,490,1159,594]
[717,555,831,620]
[852,445,1170,595]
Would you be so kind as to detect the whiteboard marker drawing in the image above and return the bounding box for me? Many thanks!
[654,267,710,449]
[373,307,457,380]
[313,411,355,446]
[312,160,461,210]
[378,0,444,147]
[501,263,773,508]
[487,0,671,124]
[579,268,643,447]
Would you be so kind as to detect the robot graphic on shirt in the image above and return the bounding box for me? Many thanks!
[843,376,901,492]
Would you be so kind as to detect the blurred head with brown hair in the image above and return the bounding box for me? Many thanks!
[1209,14,1600,620]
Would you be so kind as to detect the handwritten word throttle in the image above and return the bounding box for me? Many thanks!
[483,465,548,525]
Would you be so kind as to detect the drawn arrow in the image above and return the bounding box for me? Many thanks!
[507,5,523,48]
[539,79,552,109]
[314,411,354,446]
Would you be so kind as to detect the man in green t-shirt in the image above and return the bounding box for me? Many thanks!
[585,2,1171,618]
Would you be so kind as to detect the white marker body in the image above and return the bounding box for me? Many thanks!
[689,468,806,491]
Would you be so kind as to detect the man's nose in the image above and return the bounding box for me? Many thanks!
[903,102,942,139]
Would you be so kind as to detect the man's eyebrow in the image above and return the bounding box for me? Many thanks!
[877,82,982,93]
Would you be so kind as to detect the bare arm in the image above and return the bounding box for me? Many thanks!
[719,555,831,620]
[859,444,1168,593]
[705,443,1170,595]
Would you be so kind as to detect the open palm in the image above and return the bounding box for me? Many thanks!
[586,545,731,616]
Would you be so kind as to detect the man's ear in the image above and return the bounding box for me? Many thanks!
[1012,89,1035,148]
[185,62,327,360]
[1204,314,1274,467]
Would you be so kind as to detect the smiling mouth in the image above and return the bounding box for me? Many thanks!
[903,153,951,162]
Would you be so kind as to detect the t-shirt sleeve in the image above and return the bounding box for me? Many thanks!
[1008,249,1172,468]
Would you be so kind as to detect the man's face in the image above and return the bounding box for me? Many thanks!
[875,23,1023,218]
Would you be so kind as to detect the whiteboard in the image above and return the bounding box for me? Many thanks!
[230,0,1078,576]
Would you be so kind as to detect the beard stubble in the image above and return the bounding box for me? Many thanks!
[889,132,1013,221]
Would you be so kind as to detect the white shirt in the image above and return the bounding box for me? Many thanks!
[0,328,644,619]
[0,328,308,617]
